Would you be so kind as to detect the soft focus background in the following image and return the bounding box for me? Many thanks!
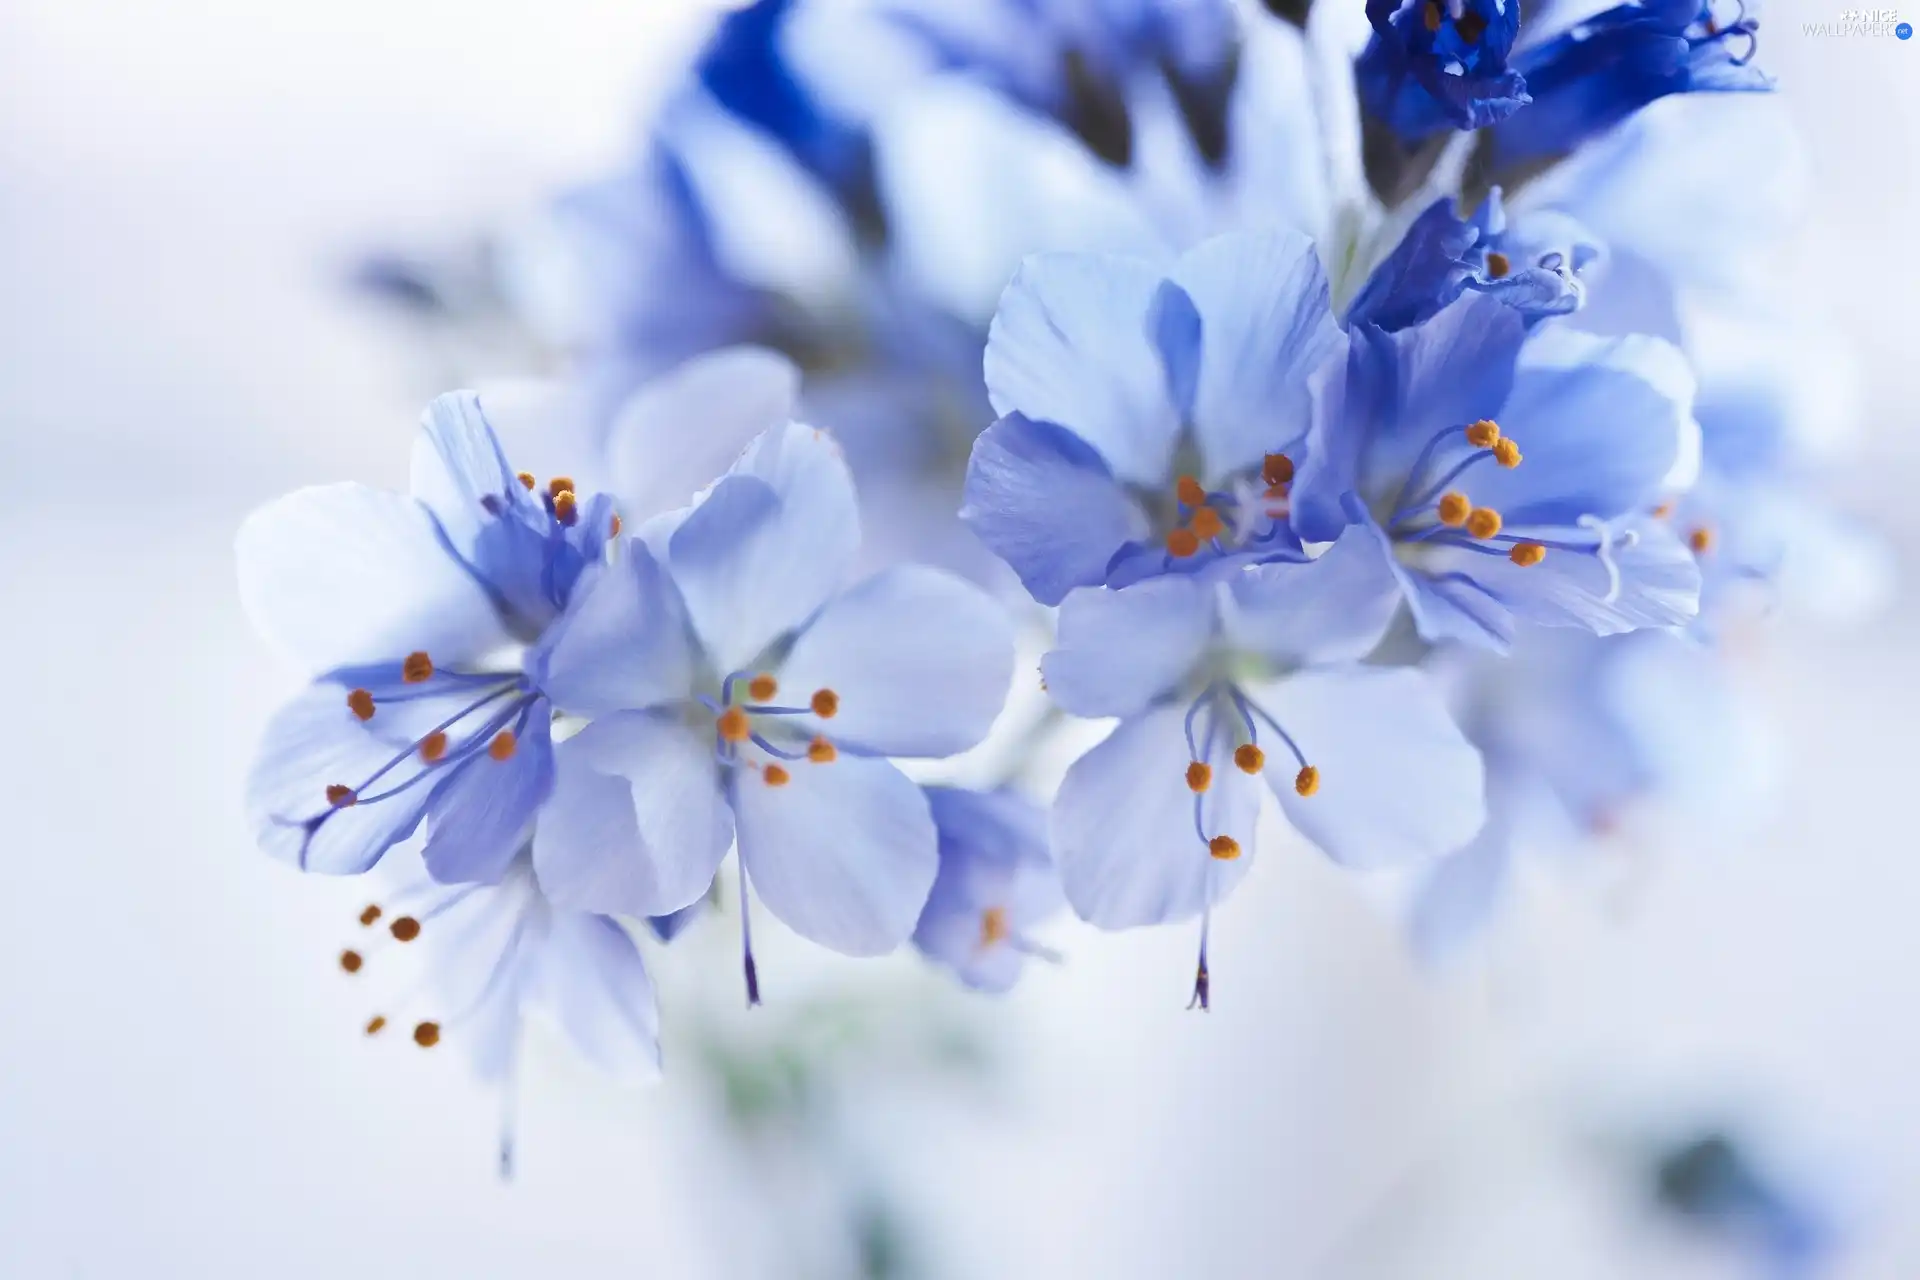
[4,2,1919,1276]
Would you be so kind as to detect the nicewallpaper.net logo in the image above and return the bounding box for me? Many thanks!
[1802,7,1912,36]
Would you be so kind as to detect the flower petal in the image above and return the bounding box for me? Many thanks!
[1221,525,1402,666]
[1443,516,1702,636]
[1042,577,1213,719]
[533,912,662,1080]
[236,483,510,673]
[960,412,1148,606]
[1467,328,1698,525]
[734,755,938,956]
[1248,665,1485,869]
[775,565,1014,758]
[1409,807,1514,964]
[1053,705,1261,929]
[528,542,694,717]
[421,710,555,885]
[665,423,861,670]
[1168,229,1344,480]
[533,711,733,918]
[984,251,1182,485]
[604,346,802,520]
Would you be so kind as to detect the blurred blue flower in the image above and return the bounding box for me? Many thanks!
[961,230,1344,603]
[529,423,1014,982]
[1037,534,1484,1003]
[1492,0,1769,168]
[912,787,1064,993]
[1356,0,1531,140]
[1347,187,1600,331]
[1296,292,1702,653]
[240,392,627,880]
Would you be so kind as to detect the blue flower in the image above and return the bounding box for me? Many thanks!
[1356,0,1531,141]
[1347,188,1601,332]
[337,850,659,1177]
[241,392,631,881]
[912,787,1064,993]
[1037,534,1485,1003]
[1492,0,1769,168]
[1296,292,1703,653]
[961,231,1345,604]
[529,423,1015,979]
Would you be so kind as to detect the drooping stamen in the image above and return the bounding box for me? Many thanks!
[1233,744,1264,774]
[1294,766,1320,797]
[1209,835,1241,860]
[1186,761,1212,793]
[347,688,376,721]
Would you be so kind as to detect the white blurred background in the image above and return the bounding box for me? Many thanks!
[3,2,1919,1276]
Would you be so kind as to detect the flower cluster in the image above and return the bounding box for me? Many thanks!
[253,0,1876,1108]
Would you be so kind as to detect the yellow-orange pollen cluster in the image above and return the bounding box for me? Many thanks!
[1294,765,1319,797]
[340,904,440,1049]
[717,685,843,786]
[979,905,1011,948]
[1428,423,1546,568]
[1208,835,1241,861]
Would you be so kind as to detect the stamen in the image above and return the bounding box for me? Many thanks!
[1423,0,1442,31]
[365,1015,387,1035]
[347,688,375,721]
[1208,835,1241,860]
[718,706,752,742]
[488,731,517,761]
[420,732,449,763]
[359,904,382,926]
[389,916,421,942]
[1465,507,1503,539]
[747,673,779,702]
[412,1021,441,1048]
[1186,761,1212,793]
[806,737,836,764]
[1509,542,1547,566]
[1492,439,1522,468]
[1166,528,1201,558]
[810,689,839,718]
[1465,420,1501,449]
[402,651,434,684]
[1437,492,1471,527]
[339,949,363,973]
[980,906,1011,948]
[547,476,574,498]
[1294,765,1319,797]
[1233,744,1265,774]
[763,764,791,787]
[1689,526,1714,554]
[1262,453,1295,487]
[739,860,762,1008]
[1176,475,1208,507]
[1190,506,1226,542]
[326,784,356,807]
[1457,9,1486,42]
[1485,251,1510,279]
[609,513,622,537]
[1652,501,1674,519]
[552,491,578,526]
[516,472,536,491]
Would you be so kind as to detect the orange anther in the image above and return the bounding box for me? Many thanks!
[1294,766,1319,797]
[1233,744,1265,774]
[1484,251,1511,280]
[402,651,433,683]
[1689,526,1714,554]
[1208,835,1241,861]
[1509,542,1546,567]
[326,784,356,808]
[807,737,837,764]
[1465,420,1501,449]
[1437,492,1471,527]
[419,732,448,763]
[488,731,517,761]
[1189,506,1226,542]
[1176,475,1208,507]
[1465,507,1503,540]
[347,688,375,721]
[764,764,791,787]
[1492,438,1522,468]
[1186,761,1212,793]
[718,706,752,742]
[339,950,363,974]
[1166,527,1201,558]
[412,1021,440,1047]
[1262,453,1295,487]
[389,916,421,942]
[747,673,779,702]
